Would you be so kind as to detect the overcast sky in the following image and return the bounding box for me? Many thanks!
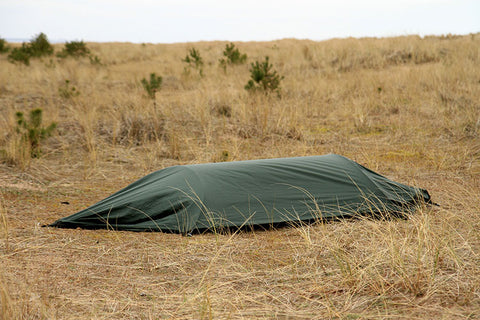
[1,0,479,43]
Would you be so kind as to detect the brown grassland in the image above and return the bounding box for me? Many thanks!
[0,34,479,319]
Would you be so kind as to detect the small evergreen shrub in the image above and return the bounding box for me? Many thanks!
[141,73,162,110]
[212,104,232,118]
[58,80,80,99]
[7,33,53,65]
[57,40,90,58]
[219,43,247,71]
[15,108,57,158]
[0,37,9,53]
[28,33,53,57]
[245,56,283,94]
[8,44,31,65]
[89,55,102,66]
[141,73,163,99]
[182,47,204,76]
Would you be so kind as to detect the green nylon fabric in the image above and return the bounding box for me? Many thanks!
[49,154,431,233]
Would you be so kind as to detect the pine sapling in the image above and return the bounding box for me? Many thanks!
[28,33,53,57]
[219,43,247,72]
[58,80,80,99]
[141,73,163,110]
[16,108,57,158]
[57,40,90,58]
[245,56,283,95]
[0,37,9,54]
[182,48,204,77]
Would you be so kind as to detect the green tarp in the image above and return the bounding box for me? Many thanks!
[49,154,431,233]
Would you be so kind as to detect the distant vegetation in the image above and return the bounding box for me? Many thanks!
[219,42,247,72]
[56,40,90,58]
[7,44,32,65]
[0,37,9,53]
[58,80,80,99]
[7,33,54,65]
[7,33,48,65]
[245,56,283,95]
[182,47,204,76]
[28,33,54,57]
[5,33,285,96]
[6,33,97,65]
[141,73,163,110]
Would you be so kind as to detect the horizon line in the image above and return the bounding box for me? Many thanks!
[4,31,479,45]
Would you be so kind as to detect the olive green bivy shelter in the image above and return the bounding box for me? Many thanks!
[49,154,431,233]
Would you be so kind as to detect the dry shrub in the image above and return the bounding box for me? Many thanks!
[329,46,440,72]
[98,112,165,146]
[384,48,439,65]
[0,134,31,169]
[237,125,259,139]
[0,274,14,320]
[210,103,232,118]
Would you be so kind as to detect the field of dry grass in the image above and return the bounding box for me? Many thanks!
[0,34,479,319]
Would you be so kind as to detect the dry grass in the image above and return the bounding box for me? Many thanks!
[0,34,479,319]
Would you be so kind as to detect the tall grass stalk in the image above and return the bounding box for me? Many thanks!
[0,274,14,320]
[0,194,8,253]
